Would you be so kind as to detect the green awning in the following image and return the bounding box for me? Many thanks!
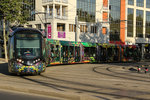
[60,41,80,46]
[81,42,97,47]
[46,39,60,45]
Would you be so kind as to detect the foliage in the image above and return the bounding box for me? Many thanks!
[0,0,30,25]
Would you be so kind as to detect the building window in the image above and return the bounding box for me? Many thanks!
[27,25,32,28]
[27,0,35,21]
[57,23,65,31]
[109,0,120,41]
[146,0,150,8]
[136,9,143,38]
[103,12,108,22]
[80,25,87,33]
[127,8,134,37]
[49,7,53,16]
[77,0,96,22]
[69,24,76,32]
[91,26,97,33]
[35,24,41,29]
[146,11,150,38]
[136,0,144,7]
[102,27,107,34]
[128,0,134,5]
[103,0,108,7]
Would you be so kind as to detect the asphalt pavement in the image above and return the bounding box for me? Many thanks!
[1,58,150,100]
[0,89,61,100]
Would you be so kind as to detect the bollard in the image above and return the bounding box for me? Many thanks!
[137,66,141,73]
[145,67,148,74]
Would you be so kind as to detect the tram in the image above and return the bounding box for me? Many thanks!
[46,39,141,65]
[8,27,48,75]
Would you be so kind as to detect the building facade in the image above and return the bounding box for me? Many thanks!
[25,0,109,43]
[109,0,150,46]
[14,0,150,46]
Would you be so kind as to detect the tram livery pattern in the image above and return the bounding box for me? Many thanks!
[46,39,141,65]
[9,62,46,73]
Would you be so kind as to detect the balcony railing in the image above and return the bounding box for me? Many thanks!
[62,0,68,3]
[62,16,67,20]
[55,0,61,2]
[43,14,68,20]
[42,0,68,3]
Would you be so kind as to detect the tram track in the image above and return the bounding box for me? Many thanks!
[26,74,150,100]
[18,64,150,100]
[1,63,150,100]
[93,65,150,83]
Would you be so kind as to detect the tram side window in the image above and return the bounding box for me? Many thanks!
[62,46,68,57]
[90,47,96,57]
[51,44,54,57]
[69,46,74,57]
[42,39,46,57]
[75,47,79,56]
[84,47,90,57]
[77,47,80,56]
[56,45,60,57]
[9,36,14,59]
[107,48,113,57]
[101,47,106,57]
[125,47,133,57]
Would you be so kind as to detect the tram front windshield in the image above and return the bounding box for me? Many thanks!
[16,32,41,59]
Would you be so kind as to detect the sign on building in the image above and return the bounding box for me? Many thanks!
[47,24,51,39]
[58,32,65,38]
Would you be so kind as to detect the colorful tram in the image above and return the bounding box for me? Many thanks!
[8,28,48,75]
[7,27,141,75]
[46,39,141,65]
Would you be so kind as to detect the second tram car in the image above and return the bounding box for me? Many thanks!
[46,39,141,65]
[8,28,47,75]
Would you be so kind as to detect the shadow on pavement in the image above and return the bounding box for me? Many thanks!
[95,61,150,68]
[0,63,10,75]
[20,74,150,100]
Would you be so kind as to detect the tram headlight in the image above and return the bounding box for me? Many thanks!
[17,59,24,63]
[33,59,40,64]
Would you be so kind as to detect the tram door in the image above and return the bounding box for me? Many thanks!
[75,46,80,62]
[50,44,60,64]
[107,47,114,62]
[90,47,97,62]
[61,46,69,64]
[84,47,90,61]
[113,46,120,62]
[68,46,74,63]
[46,41,51,65]
[99,46,107,62]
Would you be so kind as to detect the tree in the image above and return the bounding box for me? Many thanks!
[0,0,30,61]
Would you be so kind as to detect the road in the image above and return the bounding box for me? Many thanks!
[0,89,59,100]
[0,62,150,100]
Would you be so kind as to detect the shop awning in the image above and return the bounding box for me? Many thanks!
[81,42,97,47]
[60,41,80,46]
[46,39,60,45]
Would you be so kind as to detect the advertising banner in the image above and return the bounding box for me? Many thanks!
[58,32,65,38]
[47,24,51,39]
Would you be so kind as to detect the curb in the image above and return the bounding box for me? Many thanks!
[0,83,99,100]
